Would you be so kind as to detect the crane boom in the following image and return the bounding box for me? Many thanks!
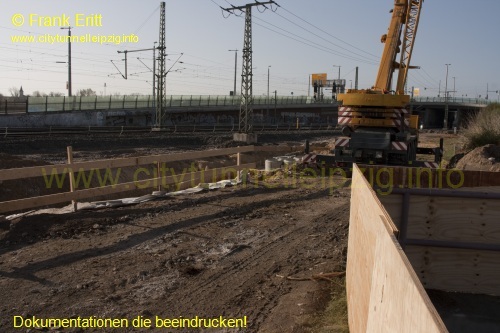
[374,0,407,93]
[374,0,423,94]
[395,0,423,94]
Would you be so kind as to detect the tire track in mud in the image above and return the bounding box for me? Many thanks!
[166,198,349,332]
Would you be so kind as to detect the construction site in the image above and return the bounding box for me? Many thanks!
[1,125,500,333]
[1,0,500,332]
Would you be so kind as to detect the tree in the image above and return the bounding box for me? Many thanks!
[32,90,48,97]
[9,87,20,97]
[49,92,63,97]
[77,88,97,97]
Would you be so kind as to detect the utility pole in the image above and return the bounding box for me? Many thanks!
[60,26,72,96]
[308,75,311,97]
[333,65,341,94]
[355,66,359,90]
[153,42,156,108]
[222,1,277,136]
[274,90,277,124]
[443,63,451,129]
[156,1,167,128]
[228,49,238,97]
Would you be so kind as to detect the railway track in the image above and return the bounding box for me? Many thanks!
[1,124,337,138]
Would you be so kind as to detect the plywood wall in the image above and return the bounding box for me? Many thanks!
[347,165,447,333]
[379,188,500,295]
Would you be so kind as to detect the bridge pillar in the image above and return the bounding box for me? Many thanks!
[233,132,258,143]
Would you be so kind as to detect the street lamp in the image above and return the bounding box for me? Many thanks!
[228,49,238,97]
[267,65,271,116]
[486,83,498,100]
[60,26,72,96]
[443,63,451,129]
[452,76,456,98]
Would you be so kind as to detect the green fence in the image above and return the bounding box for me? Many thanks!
[25,95,330,113]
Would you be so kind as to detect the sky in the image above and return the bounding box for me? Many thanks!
[0,0,499,99]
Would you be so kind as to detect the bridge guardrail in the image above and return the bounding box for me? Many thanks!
[412,96,494,104]
[0,95,494,115]
[21,95,334,113]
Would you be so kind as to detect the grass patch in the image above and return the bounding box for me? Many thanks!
[463,103,500,150]
[311,277,349,333]
[442,135,465,165]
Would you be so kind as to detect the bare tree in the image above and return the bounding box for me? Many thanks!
[32,90,48,97]
[9,87,20,97]
[77,88,97,97]
[49,92,64,97]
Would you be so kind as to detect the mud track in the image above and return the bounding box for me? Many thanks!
[0,179,350,332]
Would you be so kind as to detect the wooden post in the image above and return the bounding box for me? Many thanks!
[236,151,241,183]
[67,146,78,212]
[157,161,162,191]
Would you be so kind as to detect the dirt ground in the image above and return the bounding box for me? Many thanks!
[0,132,350,333]
[1,130,477,333]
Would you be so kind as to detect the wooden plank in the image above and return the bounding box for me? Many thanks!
[0,146,256,182]
[378,194,403,229]
[0,163,255,214]
[255,145,312,152]
[381,192,500,245]
[406,246,500,295]
[348,164,447,333]
[360,165,500,189]
[405,196,500,244]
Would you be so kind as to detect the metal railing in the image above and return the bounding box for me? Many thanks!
[0,94,495,115]
[412,96,495,104]
[21,95,333,113]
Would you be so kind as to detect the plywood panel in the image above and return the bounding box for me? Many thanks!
[406,196,500,244]
[348,165,447,333]
[366,233,447,333]
[406,245,500,295]
[379,189,500,245]
[360,165,500,188]
[378,194,403,228]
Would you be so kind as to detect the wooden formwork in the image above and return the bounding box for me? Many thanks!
[377,185,500,296]
[348,164,447,333]
[348,164,500,332]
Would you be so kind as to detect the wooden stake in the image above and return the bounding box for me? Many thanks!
[236,151,241,182]
[66,146,77,212]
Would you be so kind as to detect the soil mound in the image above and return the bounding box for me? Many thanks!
[455,144,500,172]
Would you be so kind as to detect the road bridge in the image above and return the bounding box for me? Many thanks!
[0,95,493,129]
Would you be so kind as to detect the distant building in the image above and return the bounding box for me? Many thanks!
[19,86,24,97]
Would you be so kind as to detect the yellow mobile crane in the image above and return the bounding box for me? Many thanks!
[313,0,442,170]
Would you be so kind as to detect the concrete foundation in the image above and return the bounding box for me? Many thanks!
[233,132,258,144]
